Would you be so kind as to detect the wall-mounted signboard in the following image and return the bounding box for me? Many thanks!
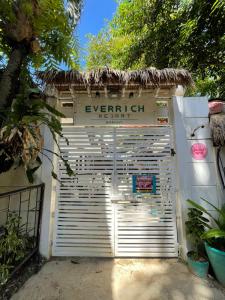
[132,174,156,194]
[74,96,170,126]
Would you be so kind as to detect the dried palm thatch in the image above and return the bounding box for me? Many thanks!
[21,126,43,164]
[210,113,225,146]
[37,67,193,87]
[0,125,44,168]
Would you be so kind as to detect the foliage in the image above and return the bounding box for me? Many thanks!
[189,77,220,98]
[187,198,225,251]
[86,29,134,70]
[86,0,187,70]
[0,213,28,285]
[0,88,75,183]
[185,207,209,260]
[86,0,225,98]
[212,0,225,13]
[0,0,83,114]
[0,1,81,181]
[0,0,82,70]
[86,31,113,70]
[178,0,225,97]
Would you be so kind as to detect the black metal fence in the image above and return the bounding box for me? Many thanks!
[0,183,44,277]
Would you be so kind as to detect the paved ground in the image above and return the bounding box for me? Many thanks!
[11,258,225,300]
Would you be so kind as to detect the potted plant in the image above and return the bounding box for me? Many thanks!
[185,206,209,279]
[187,198,225,286]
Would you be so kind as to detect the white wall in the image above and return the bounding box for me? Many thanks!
[38,126,58,258]
[0,167,30,193]
[173,96,225,259]
[0,163,43,242]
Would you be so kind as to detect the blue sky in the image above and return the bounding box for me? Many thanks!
[76,0,118,68]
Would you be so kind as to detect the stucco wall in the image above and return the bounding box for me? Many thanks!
[173,96,225,258]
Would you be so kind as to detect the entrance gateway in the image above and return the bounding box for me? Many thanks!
[53,93,178,258]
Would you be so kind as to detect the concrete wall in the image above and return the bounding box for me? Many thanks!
[0,167,42,239]
[38,126,58,258]
[173,96,225,258]
[0,162,42,224]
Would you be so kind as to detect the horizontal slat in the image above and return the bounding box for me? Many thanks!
[57,221,113,226]
[56,238,113,243]
[114,253,177,257]
[118,238,175,243]
[118,230,174,235]
[116,247,176,251]
[53,249,113,257]
[57,229,112,235]
[57,225,113,229]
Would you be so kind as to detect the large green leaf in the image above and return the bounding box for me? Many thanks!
[200,197,225,220]
[43,102,65,118]
[26,165,41,183]
[200,197,225,229]
[202,229,225,239]
[187,199,212,216]
[211,0,225,13]
[22,115,43,124]
[187,199,221,227]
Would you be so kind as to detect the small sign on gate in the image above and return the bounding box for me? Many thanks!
[132,174,156,194]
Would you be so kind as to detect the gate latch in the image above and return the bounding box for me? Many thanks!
[171,148,176,156]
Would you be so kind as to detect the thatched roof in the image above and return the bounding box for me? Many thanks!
[210,113,225,146]
[37,68,193,87]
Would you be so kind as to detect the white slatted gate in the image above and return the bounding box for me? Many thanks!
[53,126,178,257]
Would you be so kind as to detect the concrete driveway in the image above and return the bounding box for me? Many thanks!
[11,258,225,300]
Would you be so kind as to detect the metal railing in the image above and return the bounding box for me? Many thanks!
[0,183,44,277]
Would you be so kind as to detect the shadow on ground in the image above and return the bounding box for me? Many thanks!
[11,259,225,300]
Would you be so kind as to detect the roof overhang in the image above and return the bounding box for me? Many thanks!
[38,67,192,89]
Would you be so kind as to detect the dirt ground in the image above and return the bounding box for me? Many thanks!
[11,258,225,300]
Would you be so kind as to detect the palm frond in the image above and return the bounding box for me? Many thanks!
[66,0,83,25]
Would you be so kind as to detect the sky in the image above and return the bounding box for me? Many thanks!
[76,0,118,68]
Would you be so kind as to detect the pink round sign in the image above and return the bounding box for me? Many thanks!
[191,143,208,160]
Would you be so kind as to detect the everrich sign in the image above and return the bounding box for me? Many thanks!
[84,104,145,113]
[75,97,170,126]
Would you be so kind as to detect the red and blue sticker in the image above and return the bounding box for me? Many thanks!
[132,174,156,194]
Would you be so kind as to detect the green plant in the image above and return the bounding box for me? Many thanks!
[0,0,82,111]
[187,198,225,251]
[0,213,28,285]
[185,207,209,260]
[86,0,225,98]
[0,264,11,286]
[0,87,74,183]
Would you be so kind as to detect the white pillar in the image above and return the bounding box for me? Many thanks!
[173,96,223,259]
[173,96,190,258]
[39,126,57,258]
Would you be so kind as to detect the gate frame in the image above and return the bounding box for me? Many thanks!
[52,125,178,258]
[39,96,182,259]
[39,95,223,260]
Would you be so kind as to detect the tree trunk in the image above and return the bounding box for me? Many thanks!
[0,44,28,110]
